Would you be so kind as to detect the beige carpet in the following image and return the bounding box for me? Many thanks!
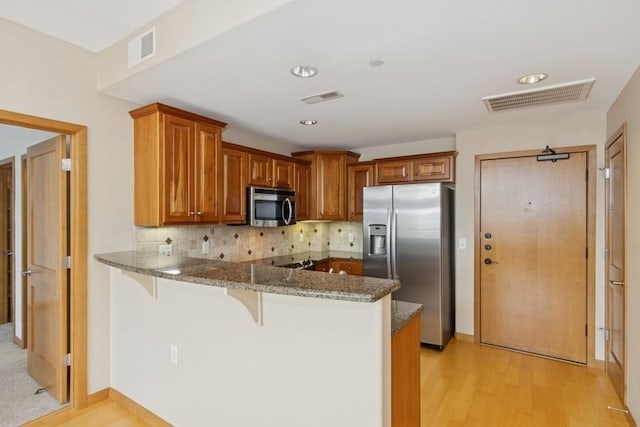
[0,322,64,427]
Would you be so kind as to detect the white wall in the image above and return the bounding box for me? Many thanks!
[0,129,57,340]
[110,272,391,426]
[353,136,455,161]
[455,111,607,359]
[607,64,640,418]
[0,18,138,392]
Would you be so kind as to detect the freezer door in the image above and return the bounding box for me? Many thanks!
[363,186,392,279]
[393,183,444,345]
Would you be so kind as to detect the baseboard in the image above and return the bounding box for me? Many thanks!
[626,409,637,427]
[454,332,474,343]
[87,388,110,405]
[109,388,172,427]
[13,335,24,348]
[21,407,73,426]
[588,359,605,370]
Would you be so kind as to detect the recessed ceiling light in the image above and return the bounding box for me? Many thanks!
[290,65,318,78]
[299,119,317,126]
[369,59,385,67]
[518,73,548,84]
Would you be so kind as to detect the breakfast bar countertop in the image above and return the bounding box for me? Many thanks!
[95,251,399,303]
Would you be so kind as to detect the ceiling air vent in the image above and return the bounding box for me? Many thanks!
[300,90,344,105]
[482,78,595,113]
[128,28,156,68]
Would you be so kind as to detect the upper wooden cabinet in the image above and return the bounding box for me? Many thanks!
[130,103,226,226]
[293,162,312,221]
[376,151,456,185]
[292,150,360,220]
[245,150,295,189]
[220,144,247,224]
[348,162,375,221]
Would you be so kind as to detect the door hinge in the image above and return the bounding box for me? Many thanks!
[585,247,588,259]
[61,158,71,172]
[585,324,588,336]
[603,167,610,179]
[64,353,71,366]
[64,256,71,269]
[604,248,610,259]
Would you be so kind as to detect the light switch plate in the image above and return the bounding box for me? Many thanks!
[348,233,354,242]
[458,238,466,250]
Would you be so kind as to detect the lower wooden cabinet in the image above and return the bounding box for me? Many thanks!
[391,314,421,427]
[313,259,363,275]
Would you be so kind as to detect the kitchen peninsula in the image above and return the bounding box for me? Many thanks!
[96,251,406,427]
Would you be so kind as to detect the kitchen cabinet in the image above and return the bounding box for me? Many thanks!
[294,162,311,221]
[291,150,360,220]
[247,153,294,189]
[130,103,226,226]
[313,258,363,275]
[220,144,247,223]
[391,313,421,426]
[376,151,456,185]
[332,259,363,275]
[347,162,375,221]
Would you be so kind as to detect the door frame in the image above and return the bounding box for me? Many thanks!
[0,109,87,408]
[473,144,597,366]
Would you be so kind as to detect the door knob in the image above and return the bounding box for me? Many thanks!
[484,258,499,265]
[610,280,624,287]
[22,269,33,277]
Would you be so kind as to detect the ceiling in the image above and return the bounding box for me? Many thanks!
[0,0,183,51]
[4,0,640,149]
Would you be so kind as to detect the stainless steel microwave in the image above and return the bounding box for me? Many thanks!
[247,186,296,227]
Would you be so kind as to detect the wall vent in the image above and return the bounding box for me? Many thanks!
[482,78,595,113]
[300,90,344,105]
[128,28,156,68]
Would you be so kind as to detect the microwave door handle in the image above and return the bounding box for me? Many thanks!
[283,198,292,225]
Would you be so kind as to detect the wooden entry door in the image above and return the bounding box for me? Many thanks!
[479,152,588,364]
[0,161,13,325]
[26,136,69,403]
[605,129,626,401]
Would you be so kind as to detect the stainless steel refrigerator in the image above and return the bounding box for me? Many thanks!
[363,183,454,349]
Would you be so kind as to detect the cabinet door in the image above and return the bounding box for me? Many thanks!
[193,123,221,222]
[221,147,247,223]
[247,153,272,187]
[314,260,332,272]
[317,153,346,220]
[348,163,374,221]
[273,159,294,189]
[332,260,363,276]
[294,163,311,221]
[162,114,193,223]
[376,159,412,184]
[413,156,452,182]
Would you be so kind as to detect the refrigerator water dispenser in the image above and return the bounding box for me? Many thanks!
[368,225,387,255]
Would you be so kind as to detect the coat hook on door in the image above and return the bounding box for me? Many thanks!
[537,145,570,162]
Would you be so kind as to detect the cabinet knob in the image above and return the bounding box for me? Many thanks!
[189,212,195,216]
[197,211,202,215]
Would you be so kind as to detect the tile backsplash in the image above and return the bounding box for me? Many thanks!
[134,221,363,262]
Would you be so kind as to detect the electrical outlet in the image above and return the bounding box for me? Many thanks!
[169,344,178,365]
[299,233,304,242]
[201,241,210,255]
[458,238,466,250]
[348,232,354,242]
[159,244,172,256]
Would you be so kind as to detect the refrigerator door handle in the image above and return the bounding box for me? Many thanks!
[391,208,398,279]
[385,207,392,279]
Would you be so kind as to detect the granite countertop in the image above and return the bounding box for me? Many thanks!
[248,250,362,267]
[95,251,399,303]
[391,301,423,335]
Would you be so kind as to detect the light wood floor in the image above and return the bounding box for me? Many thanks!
[24,339,631,426]
[421,339,631,426]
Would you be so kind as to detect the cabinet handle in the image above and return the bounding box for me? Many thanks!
[197,211,202,215]
[189,212,195,216]
[402,167,407,177]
